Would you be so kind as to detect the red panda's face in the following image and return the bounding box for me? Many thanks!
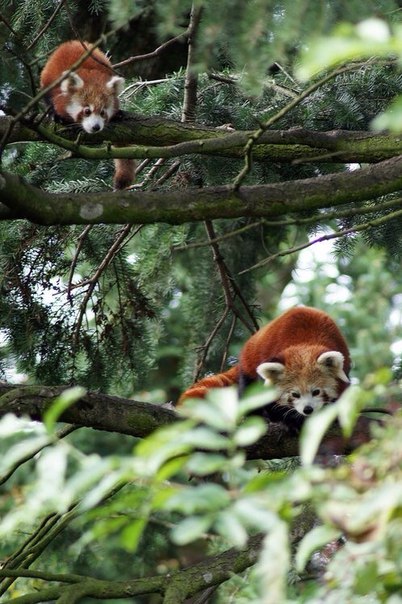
[256,348,349,417]
[60,71,124,133]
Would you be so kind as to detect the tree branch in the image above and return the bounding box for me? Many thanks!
[0,383,380,460]
[3,114,402,163]
[2,155,402,225]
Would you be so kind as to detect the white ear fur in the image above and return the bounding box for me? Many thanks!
[317,351,349,383]
[60,71,84,93]
[106,75,125,95]
[256,362,285,384]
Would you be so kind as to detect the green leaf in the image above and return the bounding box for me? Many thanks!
[300,403,339,466]
[337,385,365,437]
[166,483,231,514]
[185,452,229,476]
[354,561,379,595]
[182,426,230,450]
[237,385,277,417]
[372,95,402,133]
[243,471,286,494]
[215,510,248,547]
[297,18,396,80]
[121,517,147,551]
[295,524,341,572]
[180,388,239,431]
[0,435,50,478]
[156,455,188,481]
[257,521,290,604]
[44,387,86,433]
[234,417,267,446]
[172,515,212,545]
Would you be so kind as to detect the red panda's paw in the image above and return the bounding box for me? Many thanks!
[110,109,125,122]
[261,402,305,435]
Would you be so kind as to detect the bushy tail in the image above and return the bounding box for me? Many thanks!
[113,158,137,190]
[177,365,239,405]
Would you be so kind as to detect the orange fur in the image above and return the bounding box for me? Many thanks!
[178,366,239,401]
[40,40,136,190]
[178,307,351,429]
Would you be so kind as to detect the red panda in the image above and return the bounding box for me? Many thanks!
[178,307,351,431]
[40,40,136,190]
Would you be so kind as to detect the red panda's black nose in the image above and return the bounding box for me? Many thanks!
[303,405,314,415]
[92,124,101,132]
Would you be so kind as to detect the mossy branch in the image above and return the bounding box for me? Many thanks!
[2,154,402,225]
[2,114,402,163]
[0,535,263,603]
[0,383,379,461]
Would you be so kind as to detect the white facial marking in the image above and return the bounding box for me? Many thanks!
[65,98,84,121]
[81,114,105,133]
[293,394,322,415]
[106,103,115,119]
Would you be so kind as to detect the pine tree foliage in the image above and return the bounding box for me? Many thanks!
[1,2,402,602]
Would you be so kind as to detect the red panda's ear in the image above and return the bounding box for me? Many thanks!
[317,351,349,383]
[256,362,285,385]
[60,71,84,93]
[106,76,125,96]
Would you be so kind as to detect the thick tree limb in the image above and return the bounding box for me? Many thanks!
[2,154,402,225]
[0,384,177,438]
[2,114,402,163]
[0,383,377,459]
[0,534,263,603]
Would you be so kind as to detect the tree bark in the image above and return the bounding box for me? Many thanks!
[2,154,402,225]
[2,115,402,163]
[0,383,377,460]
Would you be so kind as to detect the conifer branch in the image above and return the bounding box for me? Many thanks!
[71,224,133,350]
[26,0,67,50]
[240,206,402,274]
[204,220,259,333]
[232,62,372,189]
[3,155,402,225]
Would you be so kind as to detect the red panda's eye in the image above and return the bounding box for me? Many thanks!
[312,388,321,396]
[291,391,300,399]
[83,107,91,116]
[100,109,106,118]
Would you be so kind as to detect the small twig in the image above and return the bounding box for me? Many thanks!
[194,308,230,382]
[72,225,133,349]
[220,313,237,372]
[232,62,375,190]
[153,160,181,187]
[27,0,67,50]
[181,4,203,123]
[113,30,189,69]
[67,225,93,301]
[239,207,402,274]
[203,220,259,337]
[0,424,78,486]
[0,12,19,37]
[173,220,264,251]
